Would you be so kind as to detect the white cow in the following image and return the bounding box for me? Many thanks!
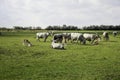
[51,40,64,49]
[36,32,50,42]
[103,32,109,41]
[83,33,101,44]
[70,33,86,44]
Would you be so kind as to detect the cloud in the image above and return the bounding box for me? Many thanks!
[0,0,120,28]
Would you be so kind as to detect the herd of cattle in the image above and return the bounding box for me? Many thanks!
[23,31,118,49]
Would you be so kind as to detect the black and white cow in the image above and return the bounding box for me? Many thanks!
[36,32,50,42]
[113,31,118,37]
[53,34,63,43]
[23,39,32,47]
[70,33,86,44]
[83,33,101,44]
[103,32,109,41]
[62,33,71,43]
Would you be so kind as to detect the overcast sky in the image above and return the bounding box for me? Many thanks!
[0,0,120,28]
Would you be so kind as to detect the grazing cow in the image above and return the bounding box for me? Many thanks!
[103,32,109,41]
[70,33,86,44]
[23,39,32,47]
[46,31,55,36]
[62,33,71,43]
[51,40,64,49]
[93,39,99,45]
[36,32,50,42]
[53,34,63,43]
[113,31,118,37]
[83,33,101,44]
[49,31,55,36]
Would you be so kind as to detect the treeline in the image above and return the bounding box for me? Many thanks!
[0,25,120,30]
[0,26,41,30]
[83,25,120,30]
[13,26,42,30]
[45,25,78,30]
[45,25,120,30]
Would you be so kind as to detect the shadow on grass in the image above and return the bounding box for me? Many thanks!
[51,48,67,50]
[83,44,100,47]
[103,74,120,80]
[0,47,12,55]
[109,41,118,42]
[101,40,118,43]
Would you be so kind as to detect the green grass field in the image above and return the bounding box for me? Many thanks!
[0,31,120,80]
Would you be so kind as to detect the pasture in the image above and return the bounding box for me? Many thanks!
[0,31,120,80]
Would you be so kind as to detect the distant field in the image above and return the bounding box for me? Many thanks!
[0,31,120,80]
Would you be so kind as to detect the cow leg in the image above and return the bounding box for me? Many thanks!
[106,37,109,41]
[91,39,94,44]
[43,36,47,42]
[36,37,40,42]
[44,38,46,42]
[38,38,40,42]
[71,39,73,43]
[64,38,67,43]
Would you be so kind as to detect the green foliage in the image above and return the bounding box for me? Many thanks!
[13,26,42,30]
[0,31,120,80]
[83,25,120,30]
[45,25,78,30]
[1,24,120,30]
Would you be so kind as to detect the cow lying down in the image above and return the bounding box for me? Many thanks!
[23,39,32,47]
[51,40,64,49]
